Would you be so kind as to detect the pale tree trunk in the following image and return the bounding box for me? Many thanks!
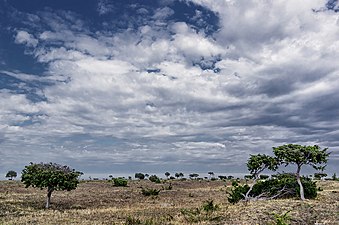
[46,187,54,209]
[245,175,258,201]
[296,166,305,201]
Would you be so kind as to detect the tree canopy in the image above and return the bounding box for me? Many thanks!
[5,170,17,180]
[21,162,82,208]
[273,144,329,200]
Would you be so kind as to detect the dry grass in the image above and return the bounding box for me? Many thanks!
[0,179,338,224]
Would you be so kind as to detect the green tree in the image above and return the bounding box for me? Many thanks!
[245,154,278,200]
[273,144,330,200]
[135,173,145,180]
[189,173,199,179]
[149,175,161,183]
[175,172,184,179]
[21,162,82,208]
[5,170,17,180]
[314,172,327,180]
[165,172,170,179]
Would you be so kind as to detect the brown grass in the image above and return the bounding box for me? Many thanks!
[0,179,338,224]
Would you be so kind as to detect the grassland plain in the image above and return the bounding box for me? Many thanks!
[0,179,338,224]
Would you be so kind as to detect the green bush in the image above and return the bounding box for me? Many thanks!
[202,200,219,214]
[113,177,128,187]
[227,181,250,204]
[141,188,160,196]
[272,211,291,225]
[228,173,317,204]
[149,175,161,183]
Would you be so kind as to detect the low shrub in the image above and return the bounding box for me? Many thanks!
[149,175,161,183]
[112,177,128,187]
[227,181,249,204]
[141,188,161,196]
[228,173,318,204]
[202,200,219,214]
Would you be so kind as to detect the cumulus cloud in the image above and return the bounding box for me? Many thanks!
[15,30,38,47]
[1,0,338,175]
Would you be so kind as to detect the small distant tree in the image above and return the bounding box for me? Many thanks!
[149,175,161,183]
[21,162,82,209]
[135,173,145,180]
[332,173,337,181]
[5,170,17,180]
[189,173,199,179]
[165,172,170,179]
[208,171,214,179]
[314,172,327,180]
[273,144,330,200]
[218,175,227,180]
[175,172,184,179]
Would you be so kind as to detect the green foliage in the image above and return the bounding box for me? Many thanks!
[244,175,253,180]
[5,170,17,180]
[314,173,327,180]
[202,200,219,214]
[227,181,250,204]
[189,173,199,179]
[141,188,160,196]
[247,154,278,179]
[273,144,329,171]
[175,172,184,179]
[272,211,291,225]
[113,177,128,187]
[180,208,203,223]
[21,162,82,191]
[148,175,161,183]
[135,173,145,180]
[228,174,318,204]
[21,162,82,208]
[252,173,317,199]
[259,174,269,180]
[165,172,170,178]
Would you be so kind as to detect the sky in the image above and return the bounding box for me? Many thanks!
[0,0,338,178]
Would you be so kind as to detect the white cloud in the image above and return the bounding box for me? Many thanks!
[14,30,38,47]
[2,0,339,175]
[153,6,174,20]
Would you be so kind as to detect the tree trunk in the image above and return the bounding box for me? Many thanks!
[46,187,54,209]
[296,166,305,201]
[245,175,258,201]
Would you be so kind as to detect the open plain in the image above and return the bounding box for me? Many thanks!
[0,179,338,224]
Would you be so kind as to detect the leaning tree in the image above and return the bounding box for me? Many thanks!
[273,144,330,200]
[21,162,82,208]
[245,154,278,200]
